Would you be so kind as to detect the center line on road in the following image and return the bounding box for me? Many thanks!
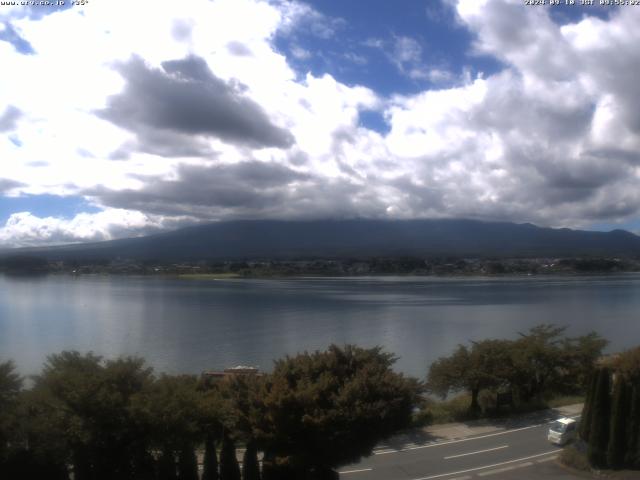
[409,450,559,480]
[374,424,543,455]
[444,445,508,460]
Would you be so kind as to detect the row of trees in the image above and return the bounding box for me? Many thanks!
[0,345,422,480]
[580,346,640,469]
[426,325,608,412]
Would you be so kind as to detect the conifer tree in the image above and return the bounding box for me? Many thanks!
[157,450,178,480]
[579,372,597,442]
[588,368,611,468]
[625,385,640,468]
[220,433,241,480]
[607,378,628,468]
[178,445,199,480]
[242,440,260,480]
[202,434,219,480]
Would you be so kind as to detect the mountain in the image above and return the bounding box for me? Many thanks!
[4,219,640,261]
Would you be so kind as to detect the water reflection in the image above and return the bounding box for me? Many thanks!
[1,274,639,378]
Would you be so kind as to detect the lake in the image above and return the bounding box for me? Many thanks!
[1,274,639,378]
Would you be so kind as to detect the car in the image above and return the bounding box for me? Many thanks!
[548,417,577,445]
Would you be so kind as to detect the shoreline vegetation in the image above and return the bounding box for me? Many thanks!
[2,325,634,478]
[2,255,640,277]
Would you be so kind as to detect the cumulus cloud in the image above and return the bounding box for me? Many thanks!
[0,209,165,247]
[2,0,640,246]
[275,0,345,39]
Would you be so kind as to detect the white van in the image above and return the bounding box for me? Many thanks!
[547,417,577,445]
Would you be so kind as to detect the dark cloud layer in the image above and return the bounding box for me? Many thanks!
[98,55,294,154]
[88,161,310,217]
[86,159,392,222]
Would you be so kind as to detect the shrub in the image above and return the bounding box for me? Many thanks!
[560,445,591,472]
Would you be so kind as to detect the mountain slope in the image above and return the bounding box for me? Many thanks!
[5,219,640,261]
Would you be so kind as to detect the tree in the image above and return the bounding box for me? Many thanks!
[219,433,241,480]
[512,324,567,401]
[178,445,199,480]
[0,360,21,445]
[588,368,611,468]
[32,352,155,480]
[131,374,202,477]
[0,361,23,476]
[242,440,260,480]
[612,346,640,383]
[427,340,514,412]
[202,433,219,480]
[579,372,598,442]
[625,386,640,468]
[255,345,422,478]
[32,351,104,479]
[616,347,640,469]
[561,331,608,393]
[607,378,629,468]
[427,345,469,399]
[157,450,178,480]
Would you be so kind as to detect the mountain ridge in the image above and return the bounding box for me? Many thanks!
[2,218,640,261]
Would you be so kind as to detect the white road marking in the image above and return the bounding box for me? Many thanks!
[477,466,515,476]
[374,425,543,455]
[338,468,373,475]
[409,450,559,480]
[375,413,583,456]
[478,461,534,476]
[536,455,558,463]
[444,445,509,460]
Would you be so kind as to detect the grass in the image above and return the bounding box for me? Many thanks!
[546,394,585,408]
[560,444,591,472]
[419,392,585,425]
[421,394,477,424]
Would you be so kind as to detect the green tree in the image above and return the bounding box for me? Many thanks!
[0,361,21,447]
[202,433,219,480]
[131,374,202,476]
[561,331,608,393]
[33,352,155,480]
[607,378,629,468]
[612,346,640,383]
[579,372,598,442]
[625,386,640,468]
[220,433,241,480]
[588,367,611,468]
[0,361,24,476]
[256,345,422,478]
[178,445,199,480]
[427,340,514,412]
[512,324,567,401]
[242,440,260,480]
[157,450,178,480]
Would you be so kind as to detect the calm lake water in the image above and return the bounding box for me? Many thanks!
[1,274,639,378]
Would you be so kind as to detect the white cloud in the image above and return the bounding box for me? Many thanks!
[2,0,640,246]
[0,210,165,247]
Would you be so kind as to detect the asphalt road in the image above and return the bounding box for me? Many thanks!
[338,421,576,480]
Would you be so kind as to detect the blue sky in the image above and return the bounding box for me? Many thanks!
[1,0,639,246]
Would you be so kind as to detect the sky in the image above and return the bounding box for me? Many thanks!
[1,0,639,247]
